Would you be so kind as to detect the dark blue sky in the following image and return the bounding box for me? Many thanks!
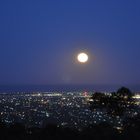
[0,0,140,87]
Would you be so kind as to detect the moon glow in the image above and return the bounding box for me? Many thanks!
[77,53,88,63]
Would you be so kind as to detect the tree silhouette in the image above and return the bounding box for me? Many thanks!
[90,87,135,117]
[117,87,133,99]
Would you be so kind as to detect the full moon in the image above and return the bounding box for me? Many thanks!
[77,53,88,63]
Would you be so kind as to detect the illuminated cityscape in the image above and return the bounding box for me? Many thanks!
[0,91,140,131]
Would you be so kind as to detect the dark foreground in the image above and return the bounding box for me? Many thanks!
[0,120,140,140]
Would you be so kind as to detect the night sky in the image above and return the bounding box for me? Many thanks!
[0,0,140,88]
